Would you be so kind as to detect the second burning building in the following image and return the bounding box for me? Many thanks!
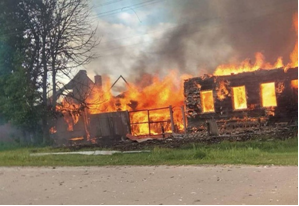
[184,67,298,131]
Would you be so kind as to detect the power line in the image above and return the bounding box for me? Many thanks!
[0,0,163,37]
[95,5,296,57]
[89,0,161,19]
[0,0,296,53]
[95,0,295,46]
[85,0,162,28]
[91,0,124,7]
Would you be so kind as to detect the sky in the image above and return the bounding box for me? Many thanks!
[82,0,297,88]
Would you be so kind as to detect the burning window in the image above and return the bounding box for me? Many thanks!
[291,79,298,89]
[231,86,247,110]
[200,90,215,113]
[260,82,277,107]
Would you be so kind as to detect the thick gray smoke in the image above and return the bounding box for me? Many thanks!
[87,0,297,85]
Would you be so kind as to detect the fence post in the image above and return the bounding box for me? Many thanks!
[147,110,150,136]
[181,105,187,134]
[169,105,175,133]
[126,110,132,134]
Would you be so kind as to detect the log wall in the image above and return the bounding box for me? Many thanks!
[184,67,298,129]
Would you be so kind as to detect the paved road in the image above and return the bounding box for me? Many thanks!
[0,165,297,205]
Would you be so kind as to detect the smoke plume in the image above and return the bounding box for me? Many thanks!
[86,0,297,85]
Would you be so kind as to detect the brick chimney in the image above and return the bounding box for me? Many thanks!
[94,75,102,88]
[77,70,88,79]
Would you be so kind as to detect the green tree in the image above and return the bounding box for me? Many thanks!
[0,0,97,144]
[0,0,43,144]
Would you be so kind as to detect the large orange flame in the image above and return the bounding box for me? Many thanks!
[214,13,298,76]
[216,80,230,100]
[85,70,192,136]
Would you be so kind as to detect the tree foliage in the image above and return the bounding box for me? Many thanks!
[0,0,41,139]
[0,0,97,144]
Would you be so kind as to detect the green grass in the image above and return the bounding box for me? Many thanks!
[0,137,297,166]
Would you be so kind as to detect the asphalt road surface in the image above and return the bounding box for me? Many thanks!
[0,165,297,205]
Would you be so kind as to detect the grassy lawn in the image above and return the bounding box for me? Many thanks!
[0,137,297,166]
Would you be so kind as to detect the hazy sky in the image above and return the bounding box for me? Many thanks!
[83,0,297,85]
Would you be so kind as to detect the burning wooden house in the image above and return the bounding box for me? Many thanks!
[51,70,185,145]
[184,67,298,133]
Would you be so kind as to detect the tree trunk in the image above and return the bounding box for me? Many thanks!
[42,35,49,144]
[52,69,56,108]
